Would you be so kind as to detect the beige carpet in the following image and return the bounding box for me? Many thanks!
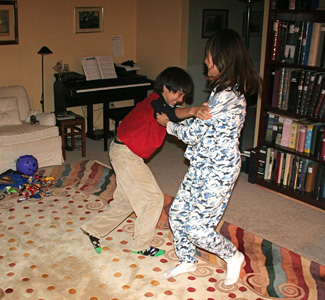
[1,160,323,300]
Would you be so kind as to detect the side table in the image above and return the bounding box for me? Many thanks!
[56,115,86,160]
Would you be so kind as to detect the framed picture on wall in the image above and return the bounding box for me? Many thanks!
[74,7,104,33]
[242,11,263,37]
[0,1,18,45]
[201,9,228,38]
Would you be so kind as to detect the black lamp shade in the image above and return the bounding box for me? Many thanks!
[38,46,53,55]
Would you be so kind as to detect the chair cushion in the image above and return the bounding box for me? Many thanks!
[0,96,22,125]
[0,122,59,145]
[0,85,30,121]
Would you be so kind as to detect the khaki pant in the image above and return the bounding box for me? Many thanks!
[81,140,164,251]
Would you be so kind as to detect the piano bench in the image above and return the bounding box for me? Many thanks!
[57,115,86,160]
[104,106,133,151]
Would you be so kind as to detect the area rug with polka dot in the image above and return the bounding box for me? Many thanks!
[0,160,324,300]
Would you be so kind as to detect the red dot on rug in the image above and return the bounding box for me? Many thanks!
[228,293,237,298]
[160,259,168,263]
[208,277,217,282]
[144,292,154,297]
[216,269,224,273]
[164,290,173,295]
[187,287,196,292]
[26,288,33,293]
[187,276,196,280]
[5,288,13,293]
[207,287,215,292]
[239,286,247,292]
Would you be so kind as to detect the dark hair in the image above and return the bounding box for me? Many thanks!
[205,29,262,96]
[153,67,194,97]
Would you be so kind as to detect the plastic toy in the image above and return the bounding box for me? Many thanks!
[16,155,38,176]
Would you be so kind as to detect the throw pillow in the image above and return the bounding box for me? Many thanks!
[0,96,22,126]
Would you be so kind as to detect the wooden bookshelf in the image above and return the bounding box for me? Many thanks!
[255,1,325,210]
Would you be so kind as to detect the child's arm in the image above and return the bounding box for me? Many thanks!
[175,102,212,120]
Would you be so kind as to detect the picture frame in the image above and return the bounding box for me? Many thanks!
[242,11,263,38]
[201,9,228,38]
[74,7,104,33]
[0,1,18,45]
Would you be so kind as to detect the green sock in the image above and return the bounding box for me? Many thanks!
[131,246,165,257]
[81,228,102,254]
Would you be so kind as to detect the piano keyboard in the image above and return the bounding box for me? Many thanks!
[76,82,151,94]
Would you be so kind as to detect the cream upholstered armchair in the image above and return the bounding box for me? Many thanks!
[0,85,63,174]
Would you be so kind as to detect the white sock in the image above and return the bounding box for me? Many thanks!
[224,251,245,286]
[163,262,197,280]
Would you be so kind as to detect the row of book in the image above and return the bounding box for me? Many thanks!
[257,146,325,201]
[271,20,325,67]
[265,113,325,159]
[272,68,325,118]
[271,0,325,10]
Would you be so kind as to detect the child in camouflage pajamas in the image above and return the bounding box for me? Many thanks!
[157,29,262,285]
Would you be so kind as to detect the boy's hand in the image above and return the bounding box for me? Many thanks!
[156,112,170,127]
[193,102,212,120]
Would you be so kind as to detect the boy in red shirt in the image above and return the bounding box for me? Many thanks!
[81,67,211,256]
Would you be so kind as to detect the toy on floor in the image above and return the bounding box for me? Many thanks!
[16,155,38,176]
[3,175,55,202]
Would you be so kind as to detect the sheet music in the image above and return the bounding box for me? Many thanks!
[81,56,117,81]
[97,56,117,79]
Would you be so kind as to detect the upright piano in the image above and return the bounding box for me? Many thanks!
[54,74,153,150]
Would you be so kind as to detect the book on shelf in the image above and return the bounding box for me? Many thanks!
[80,56,117,81]
[267,148,276,181]
[313,164,325,201]
[314,126,325,159]
[264,147,272,180]
[281,68,293,110]
[308,23,325,66]
[297,124,307,152]
[316,24,325,67]
[298,159,310,191]
[275,115,284,146]
[321,129,325,161]
[284,21,302,64]
[314,80,325,118]
[299,70,314,115]
[271,20,281,61]
[283,153,293,186]
[289,121,299,149]
[287,69,300,112]
[310,123,325,156]
[280,117,293,147]
[295,70,306,114]
[257,146,268,178]
[303,71,318,115]
[277,68,286,109]
[275,151,284,184]
[305,163,319,193]
[272,69,281,108]
[277,21,289,62]
[304,121,320,153]
[299,21,314,65]
[306,72,325,117]
[265,112,275,143]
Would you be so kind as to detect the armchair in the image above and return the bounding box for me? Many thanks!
[0,85,63,174]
